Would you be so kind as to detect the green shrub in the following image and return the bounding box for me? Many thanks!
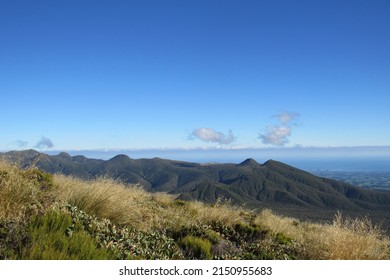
[172,200,189,207]
[0,220,28,259]
[233,222,269,243]
[204,229,220,244]
[21,210,114,260]
[179,235,212,260]
[23,169,54,192]
[274,232,292,245]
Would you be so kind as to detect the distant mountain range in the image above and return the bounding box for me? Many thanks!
[2,149,390,227]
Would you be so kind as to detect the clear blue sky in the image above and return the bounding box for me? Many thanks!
[1,0,390,155]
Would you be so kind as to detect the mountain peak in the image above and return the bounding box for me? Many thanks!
[262,159,277,166]
[239,158,258,166]
[262,159,292,169]
[58,152,71,158]
[109,154,131,161]
[262,159,308,174]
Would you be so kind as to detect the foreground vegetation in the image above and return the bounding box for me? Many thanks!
[1,161,389,260]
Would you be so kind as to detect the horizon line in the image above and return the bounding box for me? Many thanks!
[3,145,390,153]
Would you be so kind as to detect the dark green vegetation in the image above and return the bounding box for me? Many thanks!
[21,210,115,259]
[313,171,390,192]
[2,150,390,229]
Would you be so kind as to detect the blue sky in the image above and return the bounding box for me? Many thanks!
[1,0,390,159]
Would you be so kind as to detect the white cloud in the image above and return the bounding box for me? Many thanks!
[259,125,292,146]
[260,112,299,146]
[190,128,235,145]
[35,136,54,149]
[276,112,300,124]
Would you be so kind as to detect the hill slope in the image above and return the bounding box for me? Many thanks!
[2,150,390,226]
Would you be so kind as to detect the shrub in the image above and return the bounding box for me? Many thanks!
[21,209,114,260]
[233,222,269,243]
[179,235,212,260]
[0,220,28,259]
[65,205,182,260]
[204,229,221,244]
[22,169,54,191]
[274,232,292,245]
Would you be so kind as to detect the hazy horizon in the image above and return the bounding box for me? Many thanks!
[3,146,388,172]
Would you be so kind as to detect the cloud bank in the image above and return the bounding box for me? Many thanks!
[35,136,54,149]
[259,112,299,146]
[190,128,235,145]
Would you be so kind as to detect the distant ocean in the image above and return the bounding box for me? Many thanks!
[48,148,390,173]
[282,158,390,172]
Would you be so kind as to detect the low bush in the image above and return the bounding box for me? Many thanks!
[0,220,28,259]
[21,209,114,260]
[179,235,212,260]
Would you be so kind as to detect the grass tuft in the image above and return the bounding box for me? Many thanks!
[257,209,390,259]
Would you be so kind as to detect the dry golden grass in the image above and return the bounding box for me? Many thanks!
[323,213,388,259]
[54,174,245,231]
[257,209,390,259]
[0,162,42,220]
[148,198,245,231]
[187,200,244,225]
[54,175,148,225]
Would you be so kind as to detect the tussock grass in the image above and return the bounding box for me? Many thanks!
[186,200,244,226]
[54,174,244,231]
[54,175,147,225]
[0,161,52,221]
[258,210,390,259]
[323,213,388,259]
[146,197,244,232]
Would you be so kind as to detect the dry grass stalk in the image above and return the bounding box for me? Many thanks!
[0,162,41,220]
[258,209,390,259]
